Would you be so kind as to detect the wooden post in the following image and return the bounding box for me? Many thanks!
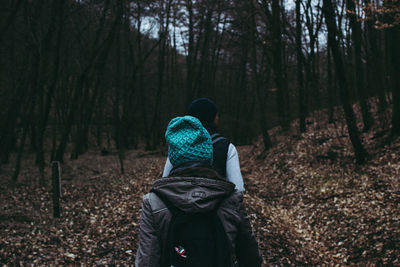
[52,161,61,218]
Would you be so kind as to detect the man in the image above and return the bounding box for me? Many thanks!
[163,98,245,191]
[135,116,261,267]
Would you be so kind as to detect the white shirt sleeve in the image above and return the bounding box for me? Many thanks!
[226,144,245,191]
[163,157,173,177]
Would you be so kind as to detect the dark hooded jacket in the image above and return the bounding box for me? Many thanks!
[135,164,261,267]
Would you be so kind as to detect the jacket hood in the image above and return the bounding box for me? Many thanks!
[152,167,235,213]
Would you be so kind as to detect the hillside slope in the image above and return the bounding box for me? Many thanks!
[0,104,399,265]
[240,107,399,265]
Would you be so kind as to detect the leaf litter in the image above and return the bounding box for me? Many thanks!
[0,101,399,265]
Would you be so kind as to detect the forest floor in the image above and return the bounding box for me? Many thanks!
[0,101,399,266]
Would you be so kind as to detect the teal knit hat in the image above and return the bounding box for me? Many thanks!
[165,116,213,166]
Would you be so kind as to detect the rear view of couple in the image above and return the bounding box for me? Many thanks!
[135,98,262,267]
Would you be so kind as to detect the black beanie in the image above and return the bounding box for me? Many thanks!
[188,98,218,125]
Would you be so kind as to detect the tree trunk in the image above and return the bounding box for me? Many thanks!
[250,1,272,150]
[296,0,306,133]
[55,1,121,162]
[0,0,24,44]
[327,47,335,123]
[36,0,65,185]
[323,0,368,164]
[303,0,323,113]
[114,16,124,173]
[347,0,372,132]
[272,0,288,130]
[11,117,29,186]
[185,0,195,106]
[364,0,387,112]
[148,0,172,149]
[390,26,400,137]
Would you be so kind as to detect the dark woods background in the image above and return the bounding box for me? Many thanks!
[0,0,399,185]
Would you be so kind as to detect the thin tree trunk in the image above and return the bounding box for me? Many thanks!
[272,0,288,130]
[303,0,323,112]
[347,0,372,132]
[296,0,306,133]
[365,0,387,112]
[114,15,124,173]
[148,0,172,149]
[323,0,368,164]
[135,3,148,148]
[327,47,335,123]
[390,26,400,137]
[250,1,272,150]
[50,118,57,162]
[11,76,37,185]
[55,1,121,162]
[185,0,195,105]
[193,3,215,96]
[36,0,66,185]
[11,119,28,186]
[0,0,24,44]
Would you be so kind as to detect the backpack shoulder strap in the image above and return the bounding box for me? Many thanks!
[210,133,228,145]
[213,210,233,267]
[210,133,230,178]
[150,190,182,267]
[150,189,182,216]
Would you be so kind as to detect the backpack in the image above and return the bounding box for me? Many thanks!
[153,191,232,267]
[210,133,230,178]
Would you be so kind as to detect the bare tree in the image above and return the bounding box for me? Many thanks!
[296,0,306,133]
[323,0,368,164]
[347,0,372,132]
[272,0,289,130]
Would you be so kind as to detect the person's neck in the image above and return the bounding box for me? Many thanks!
[203,122,216,134]
[170,160,212,175]
[168,160,224,180]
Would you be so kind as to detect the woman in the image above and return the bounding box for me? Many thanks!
[135,116,261,267]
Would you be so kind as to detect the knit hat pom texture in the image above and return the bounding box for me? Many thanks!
[166,116,213,166]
